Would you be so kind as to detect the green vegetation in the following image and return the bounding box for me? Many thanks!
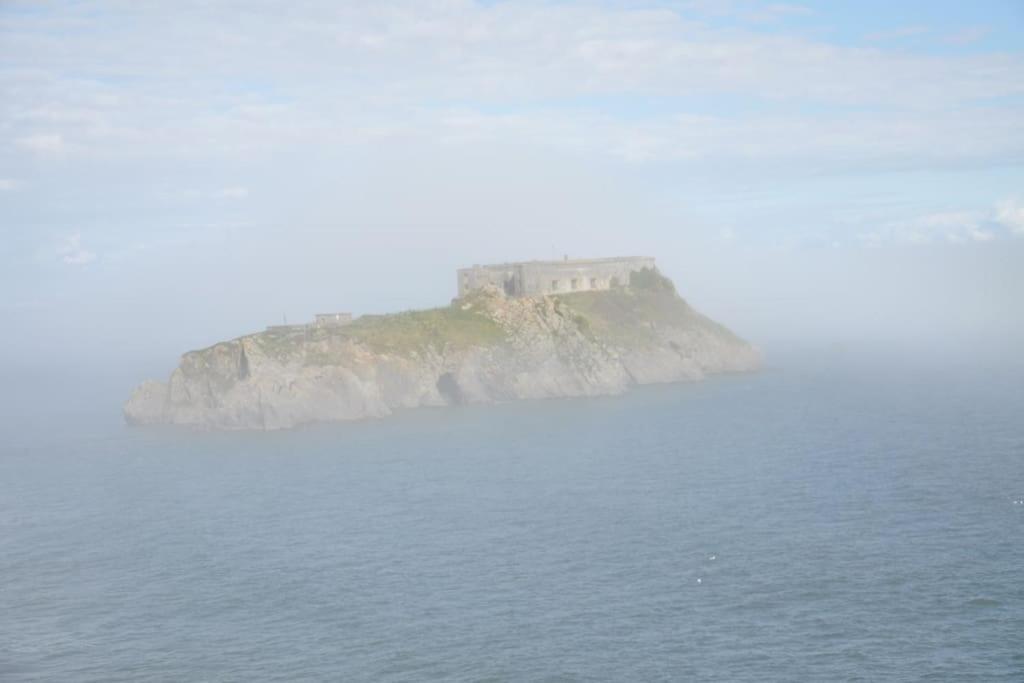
[628,267,677,294]
[336,304,507,355]
[571,312,593,339]
[233,301,507,364]
[557,270,716,348]
[243,304,508,362]
[253,329,308,362]
[219,267,723,363]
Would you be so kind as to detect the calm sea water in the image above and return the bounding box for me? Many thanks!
[1,350,1022,681]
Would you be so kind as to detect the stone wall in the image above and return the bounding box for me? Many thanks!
[457,257,656,298]
[266,313,353,333]
[315,313,353,327]
[457,264,522,297]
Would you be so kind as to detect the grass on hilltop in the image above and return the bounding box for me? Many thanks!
[555,268,731,347]
[243,268,724,361]
[333,304,507,355]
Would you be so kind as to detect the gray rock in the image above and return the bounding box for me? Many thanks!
[125,274,760,430]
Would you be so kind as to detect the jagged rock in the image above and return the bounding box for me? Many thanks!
[124,270,760,430]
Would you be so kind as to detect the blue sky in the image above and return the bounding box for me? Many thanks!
[1,0,1022,365]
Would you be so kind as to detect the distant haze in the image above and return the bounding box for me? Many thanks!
[1,1,1022,373]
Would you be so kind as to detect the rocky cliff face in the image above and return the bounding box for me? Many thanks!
[124,270,760,430]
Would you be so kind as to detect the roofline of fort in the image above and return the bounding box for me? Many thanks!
[459,256,654,270]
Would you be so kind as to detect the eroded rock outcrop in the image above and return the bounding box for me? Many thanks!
[125,270,759,430]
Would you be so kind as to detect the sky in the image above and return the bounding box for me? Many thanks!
[1,0,1023,372]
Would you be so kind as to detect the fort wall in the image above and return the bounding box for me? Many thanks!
[315,313,353,327]
[266,312,353,333]
[457,256,656,298]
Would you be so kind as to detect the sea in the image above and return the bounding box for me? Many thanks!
[1,348,1022,681]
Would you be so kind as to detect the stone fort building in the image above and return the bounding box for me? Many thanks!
[458,256,656,298]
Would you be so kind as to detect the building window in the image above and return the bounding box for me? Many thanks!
[571,278,578,290]
[590,278,598,289]
[551,280,559,291]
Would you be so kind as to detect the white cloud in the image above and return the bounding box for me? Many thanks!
[1,1,1022,273]
[917,211,991,244]
[57,232,97,265]
[681,1,813,22]
[944,27,989,46]
[0,1,1021,173]
[995,198,1024,235]
[63,250,97,265]
[765,4,814,18]
[16,133,65,155]
[859,200,1024,247]
[433,107,1024,172]
[216,186,249,199]
[0,178,20,191]
[172,186,250,201]
[865,26,929,42]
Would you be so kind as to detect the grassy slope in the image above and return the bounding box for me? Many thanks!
[553,268,738,349]
[230,269,737,363]
[245,305,506,361]
[339,304,506,354]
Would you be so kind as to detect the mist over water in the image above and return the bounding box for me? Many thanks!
[2,351,1022,681]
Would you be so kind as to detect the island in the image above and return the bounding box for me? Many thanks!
[124,257,760,430]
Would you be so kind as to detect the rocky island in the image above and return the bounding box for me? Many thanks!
[124,259,760,430]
